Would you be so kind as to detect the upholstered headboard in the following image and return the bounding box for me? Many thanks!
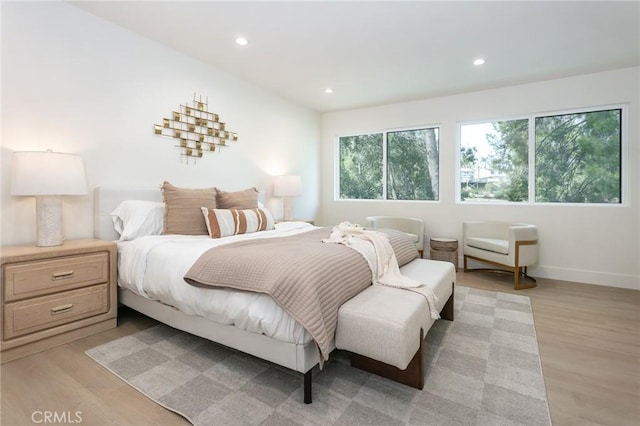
[94,187,162,241]
[93,186,267,241]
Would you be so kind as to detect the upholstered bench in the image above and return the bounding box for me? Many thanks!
[335,259,455,389]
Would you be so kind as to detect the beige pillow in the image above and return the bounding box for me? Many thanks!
[161,181,217,235]
[201,207,275,239]
[216,187,259,209]
[379,229,419,267]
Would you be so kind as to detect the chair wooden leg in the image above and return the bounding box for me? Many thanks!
[513,240,537,290]
[514,266,537,290]
[464,254,537,290]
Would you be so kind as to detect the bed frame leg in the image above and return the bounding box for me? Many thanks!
[303,370,312,404]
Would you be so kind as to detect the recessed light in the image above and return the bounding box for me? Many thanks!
[473,58,485,66]
[324,88,334,94]
[235,37,248,46]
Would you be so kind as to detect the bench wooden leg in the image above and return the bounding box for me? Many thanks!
[351,329,424,390]
[440,283,455,321]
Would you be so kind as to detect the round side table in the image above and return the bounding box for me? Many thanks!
[430,237,458,270]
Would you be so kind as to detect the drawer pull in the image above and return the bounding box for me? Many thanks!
[51,303,74,315]
[51,270,74,281]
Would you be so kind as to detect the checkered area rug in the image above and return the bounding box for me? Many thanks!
[86,286,551,425]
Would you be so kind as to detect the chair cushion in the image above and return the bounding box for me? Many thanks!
[466,237,509,254]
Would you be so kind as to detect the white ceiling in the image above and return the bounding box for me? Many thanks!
[71,1,640,113]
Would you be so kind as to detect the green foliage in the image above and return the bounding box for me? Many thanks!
[460,146,477,169]
[339,134,383,199]
[342,109,622,204]
[339,129,439,201]
[387,129,439,200]
[535,109,621,203]
[488,119,529,202]
[459,119,528,202]
[459,109,621,204]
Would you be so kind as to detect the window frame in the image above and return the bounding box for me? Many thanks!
[455,104,628,207]
[335,124,441,202]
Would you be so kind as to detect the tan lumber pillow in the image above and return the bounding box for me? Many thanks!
[161,181,217,235]
[201,207,275,238]
[216,187,259,209]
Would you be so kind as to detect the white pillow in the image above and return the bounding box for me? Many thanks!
[111,200,164,241]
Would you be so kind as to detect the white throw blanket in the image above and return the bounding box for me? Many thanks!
[323,222,439,319]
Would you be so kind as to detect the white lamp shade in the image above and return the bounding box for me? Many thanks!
[273,175,302,197]
[11,151,88,196]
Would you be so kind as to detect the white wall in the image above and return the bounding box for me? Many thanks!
[1,2,320,246]
[321,67,640,289]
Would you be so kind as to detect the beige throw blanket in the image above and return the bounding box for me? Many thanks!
[184,228,371,362]
[322,222,439,319]
[184,227,419,363]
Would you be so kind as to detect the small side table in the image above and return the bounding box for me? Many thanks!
[1,239,117,363]
[430,237,458,270]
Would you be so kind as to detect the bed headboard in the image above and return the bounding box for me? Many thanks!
[94,187,163,241]
[94,186,267,241]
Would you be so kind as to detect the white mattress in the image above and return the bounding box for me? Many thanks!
[117,222,317,344]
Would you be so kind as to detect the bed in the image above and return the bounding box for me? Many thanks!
[94,185,431,404]
[94,186,336,403]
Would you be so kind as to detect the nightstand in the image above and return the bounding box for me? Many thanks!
[429,237,458,270]
[1,239,117,363]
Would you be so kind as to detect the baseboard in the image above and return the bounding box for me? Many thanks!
[459,256,639,290]
[529,265,639,290]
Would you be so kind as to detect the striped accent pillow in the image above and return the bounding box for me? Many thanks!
[379,229,419,266]
[201,207,275,239]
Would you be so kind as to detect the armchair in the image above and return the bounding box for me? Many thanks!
[366,216,425,257]
[462,221,538,290]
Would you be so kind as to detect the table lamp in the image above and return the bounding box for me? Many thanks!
[11,150,88,247]
[273,175,302,221]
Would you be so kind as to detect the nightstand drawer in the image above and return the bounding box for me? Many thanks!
[3,253,109,302]
[3,283,109,340]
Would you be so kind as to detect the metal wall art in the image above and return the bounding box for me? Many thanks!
[154,94,238,160]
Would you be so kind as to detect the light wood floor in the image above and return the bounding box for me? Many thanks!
[1,272,638,426]
[459,272,639,426]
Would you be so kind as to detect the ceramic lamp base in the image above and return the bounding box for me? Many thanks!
[282,197,294,222]
[36,195,64,247]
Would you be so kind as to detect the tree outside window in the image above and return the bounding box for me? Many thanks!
[339,133,383,199]
[535,109,621,203]
[460,119,528,202]
[459,107,622,204]
[339,127,439,201]
[387,129,439,200]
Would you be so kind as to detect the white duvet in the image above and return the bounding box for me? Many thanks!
[117,222,317,344]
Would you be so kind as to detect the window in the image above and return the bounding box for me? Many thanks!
[459,107,623,204]
[535,109,621,203]
[460,118,529,202]
[339,133,383,200]
[339,127,439,200]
